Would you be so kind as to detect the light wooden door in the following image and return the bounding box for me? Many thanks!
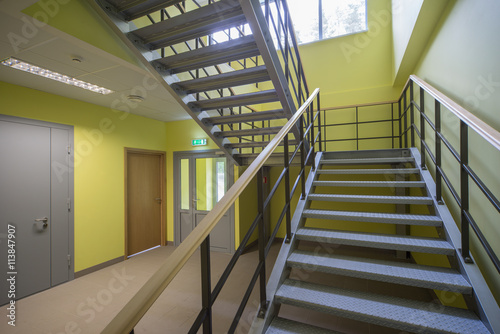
[126,151,164,257]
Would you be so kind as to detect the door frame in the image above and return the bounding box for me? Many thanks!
[0,114,75,281]
[124,148,166,258]
[173,150,235,253]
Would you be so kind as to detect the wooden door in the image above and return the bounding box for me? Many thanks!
[126,150,165,257]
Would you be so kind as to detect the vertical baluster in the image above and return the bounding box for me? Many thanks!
[391,103,395,149]
[460,121,472,262]
[410,81,415,147]
[398,98,402,148]
[435,101,443,204]
[317,93,322,152]
[284,135,292,243]
[355,107,359,150]
[420,87,426,169]
[200,236,212,333]
[403,88,408,148]
[256,168,267,317]
[300,116,306,199]
[310,101,316,170]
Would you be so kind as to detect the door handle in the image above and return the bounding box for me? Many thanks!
[155,197,161,203]
[34,217,48,228]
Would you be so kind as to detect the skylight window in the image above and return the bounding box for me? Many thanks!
[1,58,114,95]
[287,0,367,45]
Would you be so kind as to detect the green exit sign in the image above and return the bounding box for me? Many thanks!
[192,139,207,146]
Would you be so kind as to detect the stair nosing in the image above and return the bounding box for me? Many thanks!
[307,194,433,204]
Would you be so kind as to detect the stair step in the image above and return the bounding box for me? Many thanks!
[320,157,414,165]
[155,35,260,73]
[173,66,270,94]
[130,0,246,49]
[225,139,298,148]
[266,317,340,334]
[190,90,279,111]
[110,0,185,21]
[275,279,489,334]
[217,126,282,137]
[296,227,455,255]
[313,180,426,188]
[203,109,286,125]
[307,194,433,205]
[302,209,442,226]
[288,250,471,294]
[317,168,420,175]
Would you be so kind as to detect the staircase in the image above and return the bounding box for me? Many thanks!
[87,0,301,166]
[257,148,497,334]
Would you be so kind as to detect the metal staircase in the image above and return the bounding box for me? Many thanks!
[86,0,306,166]
[256,148,498,334]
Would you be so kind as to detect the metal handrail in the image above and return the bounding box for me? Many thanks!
[399,75,500,273]
[101,88,320,334]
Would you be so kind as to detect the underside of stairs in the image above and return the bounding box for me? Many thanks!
[87,0,300,166]
[253,148,499,334]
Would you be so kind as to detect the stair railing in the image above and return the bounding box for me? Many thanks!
[399,75,500,273]
[102,88,320,334]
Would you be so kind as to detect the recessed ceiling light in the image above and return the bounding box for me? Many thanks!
[1,57,114,95]
[127,95,145,103]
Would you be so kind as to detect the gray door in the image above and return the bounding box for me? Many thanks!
[175,152,234,253]
[0,116,73,305]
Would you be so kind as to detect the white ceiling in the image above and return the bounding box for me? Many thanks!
[0,0,189,122]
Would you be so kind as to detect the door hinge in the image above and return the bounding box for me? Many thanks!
[67,254,71,268]
[67,198,71,212]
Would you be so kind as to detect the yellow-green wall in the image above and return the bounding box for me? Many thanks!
[0,81,167,272]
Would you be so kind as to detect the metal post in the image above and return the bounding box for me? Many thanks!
[460,121,472,262]
[310,103,316,170]
[398,99,402,148]
[420,87,426,169]
[284,135,292,243]
[391,103,395,149]
[300,116,306,199]
[355,107,359,150]
[256,168,267,317]
[410,81,415,147]
[403,88,408,148]
[317,94,323,152]
[435,101,443,204]
[200,236,212,333]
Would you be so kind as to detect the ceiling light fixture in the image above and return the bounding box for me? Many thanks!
[127,95,145,103]
[1,57,114,95]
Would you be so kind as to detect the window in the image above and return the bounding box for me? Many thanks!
[287,0,367,45]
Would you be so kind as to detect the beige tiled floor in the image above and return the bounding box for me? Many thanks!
[1,244,280,334]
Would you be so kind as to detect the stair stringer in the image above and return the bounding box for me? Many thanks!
[85,0,240,165]
[248,152,323,334]
[239,0,302,142]
[410,147,500,333]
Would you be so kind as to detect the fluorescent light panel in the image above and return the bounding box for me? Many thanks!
[1,57,114,95]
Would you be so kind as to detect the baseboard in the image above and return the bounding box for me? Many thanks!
[75,256,124,278]
[166,241,174,246]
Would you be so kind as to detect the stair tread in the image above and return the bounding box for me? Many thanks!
[130,0,246,49]
[320,157,414,165]
[302,209,442,226]
[275,279,489,334]
[266,317,341,334]
[155,35,259,73]
[173,66,270,94]
[225,139,298,148]
[288,250,471,293]
[203,109,285,125]
[218,126,282,137]
[313,180,425,187]
[296,227,454,255]
[111,0,185,21]
[317,168,420,175]
[189,90,278,110]
[307,194,433,205]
